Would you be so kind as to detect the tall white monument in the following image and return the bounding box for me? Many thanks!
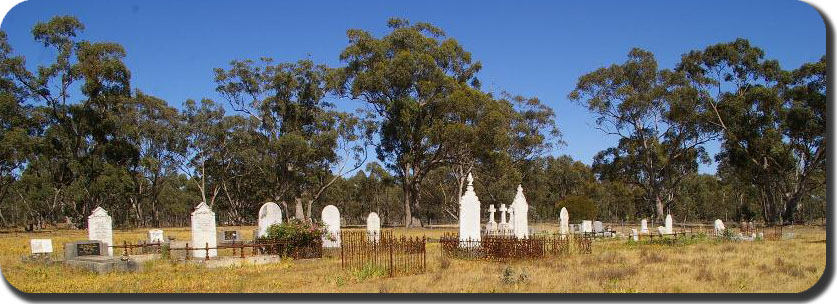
[486,204,498,234]
[510,185,529,239]
[665,214,673,234]
[366,212,381,242]
[559,207,569,235]
[257,202,283,238]
[458,173,481,245]
[190,202,217,257]
[87,207,113,256]
[322,205,341,248]
[714,219,726,234]
[640,219,649,234]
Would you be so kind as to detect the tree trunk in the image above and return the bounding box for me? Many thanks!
[654,195,665,220]
[403,183,412,228]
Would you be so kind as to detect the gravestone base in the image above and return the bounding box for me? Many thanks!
[64,256,141,273]
[21,253,55,265]
[183,255,284,268]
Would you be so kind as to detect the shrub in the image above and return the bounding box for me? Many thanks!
[260,219,329,248]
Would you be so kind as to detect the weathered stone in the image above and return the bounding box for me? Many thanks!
[190,202,217,258]
[148,229,165,243]
[657,226,666,235]
[665,214,673,234]
[30,239,53,254]
[366,212,381,242]
[217,230,241,245]
[640,219,649,234]
[510,185,529,239]
[321,205,341,248]
[498,204,510,235]
[631,229,639,241]
[459,173,481,245]
[559,207,569,235]
[714,219,726,234]
[257,202,283,238]
[593,221,604,233]
[485,204,498,234]
[581,220,593,233]
[87,207,113,256]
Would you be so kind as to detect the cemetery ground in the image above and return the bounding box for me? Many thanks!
[0,224,826,293]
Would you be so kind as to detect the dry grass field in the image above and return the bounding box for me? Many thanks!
[0,224,826,293]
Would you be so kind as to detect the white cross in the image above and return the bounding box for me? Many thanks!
[499,204,507,224]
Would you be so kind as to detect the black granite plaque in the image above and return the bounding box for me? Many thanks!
[77,242,101,256]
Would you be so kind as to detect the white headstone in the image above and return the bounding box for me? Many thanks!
[581,220,593,233]
[366,212,381,242]
[665,214,673,234]
[30,239,53,254]
[498,204,510,234]
[510,185,529,239]
[257,202,283,238]
[190,202,217,257]
[486,204,498,233]
[631,229,639,241]
[322,205,341,248]
[87,207,113,256]
[459,173,481,245]
[657,226,666,235]
[559,207,569,235]
[640,219,649,234]
[593,221,604,233]
[148,229,165,243]
[714,219,726,234]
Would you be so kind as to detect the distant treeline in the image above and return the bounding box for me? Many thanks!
[0,17,824,229]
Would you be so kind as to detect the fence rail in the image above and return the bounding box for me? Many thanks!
[439,234,592,260]
[110,239,322,261]
[340,230,426,277]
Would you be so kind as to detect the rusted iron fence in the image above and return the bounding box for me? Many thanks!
[111,240,322,261]
[340,230,426,277]
[439,234,592,261]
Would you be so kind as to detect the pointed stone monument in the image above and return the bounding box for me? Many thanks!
[485,204,498,234]
[559,207,569,235]
[257,202,283,238]
[190,202,217,258]
[322,205,341,248]
[367,212,381,242]
[458,173,481,246]
[511,185,529,239]
[87,207,113,256]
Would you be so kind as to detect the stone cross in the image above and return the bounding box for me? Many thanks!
[88,207,113,256]
[257,202,283,238]
[321,205,341,248]
[559,207,569,235]
[458,172,481,246]
[485,204,498,234]
[510,184,529,239]
[191,202,217,257]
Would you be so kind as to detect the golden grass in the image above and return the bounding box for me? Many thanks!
[0,225,826,293]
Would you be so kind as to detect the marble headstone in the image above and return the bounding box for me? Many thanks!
[559,207,569,235]
[258,202,283,238]
[593,221,604,234]
[498,204,510,234]
[87,207,113,256]
[640,219,649,234]
[366,212,381,242]
[30,239,53,254]
[485,204,498,234]
[714,219,726,234]
[631,229,639,241]
[581,220,593,233]
[459,173,481,245]
[510,185,529,239]
[665,214,673,234]
[190,202,217,257]
[321,205,341,248]
[148,229,165,243]
[657,226,666,235]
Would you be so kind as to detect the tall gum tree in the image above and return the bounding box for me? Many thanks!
[336,18,484,227]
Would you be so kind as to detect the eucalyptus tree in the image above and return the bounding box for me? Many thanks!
[569,48,714,220]
[4,16,134,225]
[676,39,825,224]
[336,18,492,226]
[214,58,368,222]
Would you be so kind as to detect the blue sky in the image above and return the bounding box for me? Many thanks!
[0,0,826,174]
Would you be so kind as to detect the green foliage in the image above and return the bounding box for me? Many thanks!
[261,219,328,247]
[556,195,597,220]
